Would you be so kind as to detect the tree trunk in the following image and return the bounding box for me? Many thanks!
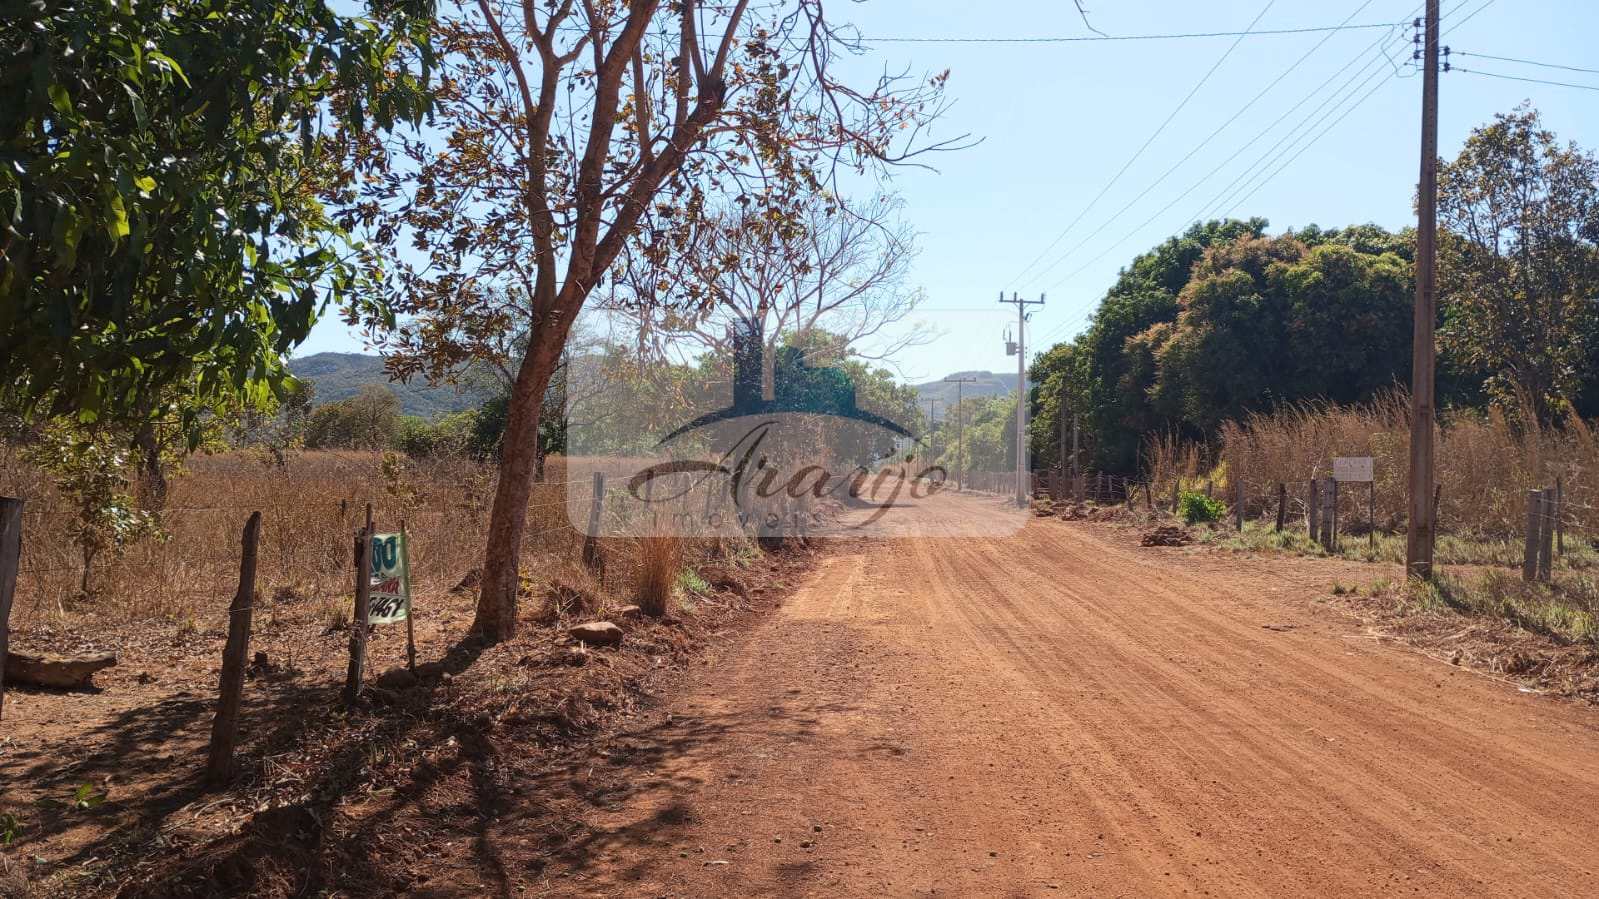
[134,422,167,511]
[473,341,563,642]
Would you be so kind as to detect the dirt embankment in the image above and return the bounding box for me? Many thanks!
[1,541,817,898]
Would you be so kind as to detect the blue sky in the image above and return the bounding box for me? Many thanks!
[296,0,1599,386]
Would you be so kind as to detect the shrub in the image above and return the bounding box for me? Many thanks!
[304,385,400,450]
[1179,491,1226,525]
[396,410,478,458]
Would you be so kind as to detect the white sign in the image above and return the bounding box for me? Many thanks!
[1332,456,1374,483]
[367,532,412,625]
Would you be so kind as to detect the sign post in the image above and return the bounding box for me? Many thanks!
[1333,457,1376,551]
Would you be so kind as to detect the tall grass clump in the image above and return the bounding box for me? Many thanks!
[634,530,683,617]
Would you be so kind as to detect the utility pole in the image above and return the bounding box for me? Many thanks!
[1405,0,1440,581]
[1001,291,1044,507]
[944,375,977,492]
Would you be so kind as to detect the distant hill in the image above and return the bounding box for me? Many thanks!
[288,353,496,419]
[913,371,1019,421]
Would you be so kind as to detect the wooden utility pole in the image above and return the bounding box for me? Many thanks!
[1405,0,1442,581]
[943,375,977,492]
[1001,291,1045,507]
[0,497,22,722]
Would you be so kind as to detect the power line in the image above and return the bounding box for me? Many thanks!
[1025,0,1493,349]
[1017,0,1382,292]
[1007,0,1279,287]
[1453,51,1599,76]
[1219,74,1398,218]
[860,22,1403,44]
[1030,41,1403,345]
[1031,0,1488,345]
[1196,47,1402,222]
[1452,67,1599,93]
[1050,26,1411,298]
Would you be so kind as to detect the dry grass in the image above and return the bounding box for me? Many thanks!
[634,531,683,617]
[0,449,594,631]
[1148,390,1599,541]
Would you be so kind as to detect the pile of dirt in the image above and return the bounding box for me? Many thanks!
[1140,525,1192,547]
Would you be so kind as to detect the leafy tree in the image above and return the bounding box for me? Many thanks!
[304,385,401,450]
[1438,105,1599,425]
[1033,219,1267,473]
[931,394,1016,476]
[358,0,959,640]
[1140,234,1411,432]
[0,0,432,432]
[231,381,316,468]
[22,424,164,597]
[1030,220,1415,474]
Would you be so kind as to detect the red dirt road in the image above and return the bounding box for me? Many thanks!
[556,500,1599,897]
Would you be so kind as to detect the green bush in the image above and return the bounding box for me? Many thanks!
[1179,491,1226,524]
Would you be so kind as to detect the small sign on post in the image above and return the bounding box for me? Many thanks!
[1333,458,1376,551]
[367,532,413,626]
[1332,456,1374,483]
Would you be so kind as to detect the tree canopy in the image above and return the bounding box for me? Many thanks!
[1031,220,1417,473]
[1,0,432,432]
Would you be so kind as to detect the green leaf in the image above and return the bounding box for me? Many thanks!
[102,187,130,241]
[47,83,72,116]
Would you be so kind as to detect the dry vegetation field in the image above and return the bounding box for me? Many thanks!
[1129,393,1599,657]
[0,448,804,897]
[1148,391,1599,540]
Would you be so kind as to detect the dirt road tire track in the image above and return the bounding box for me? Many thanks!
[555,507,1599,897]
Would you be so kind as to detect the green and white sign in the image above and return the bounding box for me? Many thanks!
[368,532,412,625]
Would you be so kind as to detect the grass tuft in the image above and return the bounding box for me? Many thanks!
[634,531,683,618]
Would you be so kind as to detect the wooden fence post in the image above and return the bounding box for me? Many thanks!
[1275,483,1287,533]
[1328,479,1340,551]
[1537,488,1555,583]
[401,519,416,675]
[582,472,605,571]
[1143,481,1153,511]
[1307,479,1319,541]
[1368,481,1377,553]
[344,505,373,707]
[1555,477,1565,556]
[1523,489,1540,582]
[1170,479,1179,514]
[1234,477,1245,531]
[205,511,261,787]
[0,497,22,722]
